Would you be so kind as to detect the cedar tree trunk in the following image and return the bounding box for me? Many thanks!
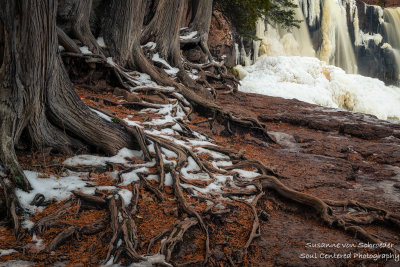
[58,0,102,53]
[0,0,137,190]
[141,0,185,67]
[189,0,214,60]
[101,0,145,68]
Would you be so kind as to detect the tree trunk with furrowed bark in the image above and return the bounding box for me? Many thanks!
[0,0,237,194]
[189,0,214,59]
[57,0,102,54]
[0,0,137,192]
[100,0,145,68]
[141,0,186,67]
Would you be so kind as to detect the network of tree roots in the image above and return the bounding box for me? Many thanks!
[1,56,400,266]
[0,0,399,266]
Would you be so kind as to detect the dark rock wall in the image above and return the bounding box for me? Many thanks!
[362,0,400,7]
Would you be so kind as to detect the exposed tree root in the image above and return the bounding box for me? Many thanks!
[229,192,264,264]
[57,27,80,54]
[159,217,198,262]
[257,175,400,255]
[72,190,107,207]
[33,200,75,234]
[223,159,282,178]
[138,174,165,202]
[171,170,210,264]
[154,143,166,191]
[147,228,172,254]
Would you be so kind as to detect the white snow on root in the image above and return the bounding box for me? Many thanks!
[0,249,17,256]
[79,46,92,55]
[16,171,95,213]
[152,53,180,75]
[180,31,198,40]
[63,148,142,167]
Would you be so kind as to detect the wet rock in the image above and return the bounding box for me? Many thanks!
[361,0,400,7]
[339,123,393,140]
[185,89,400,266]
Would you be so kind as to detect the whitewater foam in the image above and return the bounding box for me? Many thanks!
[237,56,400,120]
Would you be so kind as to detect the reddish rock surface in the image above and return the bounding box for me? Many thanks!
[189,91,400,266]
[361,0,400,7]
[215,91,400,208]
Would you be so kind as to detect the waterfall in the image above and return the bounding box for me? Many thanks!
[234,1,400,120]
[319,0,358,74]
[298,0,321,27]
[383,8,400,80]
[252,0,357,74]
[256,0,315,58]
[235,0,400,83]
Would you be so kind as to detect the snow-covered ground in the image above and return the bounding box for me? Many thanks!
[236,56,400,121]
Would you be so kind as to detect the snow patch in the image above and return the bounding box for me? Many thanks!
[21,220,35,230]
[0,249,17,256]
[239,56,400,120]
[143,42,156,50]
[107,57,116,66]
[97,37,106,48]
[80,46,92,55]
[90,108,112,122]
[119,189,133,207]
[130,254,172,267]
[152,53,179,75]
[16,171,95,213]
[64,148,142,167]
[180,31,198,40]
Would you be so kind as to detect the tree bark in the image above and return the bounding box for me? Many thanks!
[0,19,4,67]
[57,26,81,54]
[189,0,214,60]
[99,0,184,90]
[0,0,137,191]
[141,0,185,67]
[58,0,101,54]
[101,0,145,67]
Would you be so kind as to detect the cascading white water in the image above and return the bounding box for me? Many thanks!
[298,0,321,27]
[237,56,400,121]
[256,0,315,58]
[254,0,358,74]
[383,8,400,79]
[240,46,252,66]
[234,0,400,121]
[319,0,358,74]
